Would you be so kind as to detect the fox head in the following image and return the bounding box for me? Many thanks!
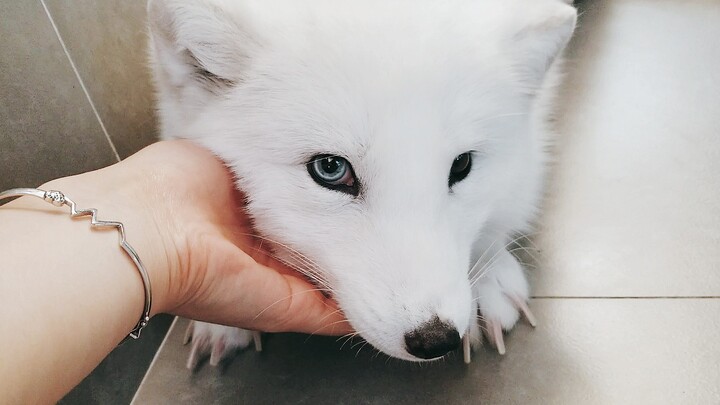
[148,0,575,360]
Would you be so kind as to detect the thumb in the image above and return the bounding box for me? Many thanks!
[204,245,353,336]
[257,271,352,336]
[237,260,352,335]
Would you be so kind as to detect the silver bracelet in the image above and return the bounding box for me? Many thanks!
[0,188,152,342]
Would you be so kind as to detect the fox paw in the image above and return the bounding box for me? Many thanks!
[472,247,536,355]
[183,321,262,370]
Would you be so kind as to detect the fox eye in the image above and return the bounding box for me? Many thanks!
[448,152,473,188]
[307,154,359,196]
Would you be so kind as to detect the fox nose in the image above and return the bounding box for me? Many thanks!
[404,316,461,359]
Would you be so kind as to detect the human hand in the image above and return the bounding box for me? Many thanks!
[45,140,350,336]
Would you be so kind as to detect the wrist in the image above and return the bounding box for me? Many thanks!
[41,166,179,318]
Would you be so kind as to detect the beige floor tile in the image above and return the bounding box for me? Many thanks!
[43,0,158,158]
[0,1,117,191]
[532,0,720,297]
[133,300,720,404]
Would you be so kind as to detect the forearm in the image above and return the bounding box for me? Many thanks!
[0,141,349,403]
[0,176,171,403]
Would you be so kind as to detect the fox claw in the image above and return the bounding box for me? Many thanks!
[183,320,194,345]
[478,296,536,356]
[182,321,256,370]
[209,338,227,366]
[506,293,537,327]
[473,246,536,356]
[483,318,506,355]
[252,331,263,352]
[462,334,472,364]
[186,330,206,370]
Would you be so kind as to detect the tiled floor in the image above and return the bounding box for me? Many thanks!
[2,0,718,403]
[134,302,720,405]
[42,0,158,158]
[0,1,168,404]
[0,1,118,191]
[532,0,720,298]
[132,1,720,403]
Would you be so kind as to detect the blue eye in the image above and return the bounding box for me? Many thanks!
[313,156,347,183]
[307,155,359,196]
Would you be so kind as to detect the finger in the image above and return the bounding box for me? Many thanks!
[271,273,352,335]
[233,233,303,278]
[250,249,301,277]
[244,266,352,335]
[198,247,353,336]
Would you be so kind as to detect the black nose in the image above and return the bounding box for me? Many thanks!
[404,316,461,359]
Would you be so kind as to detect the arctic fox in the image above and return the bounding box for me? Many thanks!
[147,0,576,366]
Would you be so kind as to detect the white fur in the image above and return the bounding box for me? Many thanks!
[147,0,576,361]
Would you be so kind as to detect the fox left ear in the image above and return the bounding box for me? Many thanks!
[147,0,259,92]
[508,1,577,90]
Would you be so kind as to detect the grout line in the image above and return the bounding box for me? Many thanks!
[130,316,179,405]
[532,296,720,299]
[40,0,122,162]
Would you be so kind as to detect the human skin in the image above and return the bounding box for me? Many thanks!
[0,140,350,404]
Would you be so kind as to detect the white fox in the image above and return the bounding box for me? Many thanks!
[147,0,576,367]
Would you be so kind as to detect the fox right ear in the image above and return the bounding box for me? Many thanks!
[505,1,577,91]
[147,0,258,90]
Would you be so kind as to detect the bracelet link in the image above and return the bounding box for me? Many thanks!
[43,190,66,207]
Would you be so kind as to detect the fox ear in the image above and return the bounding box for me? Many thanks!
[508,1,577,89]
[147,0,258,90]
